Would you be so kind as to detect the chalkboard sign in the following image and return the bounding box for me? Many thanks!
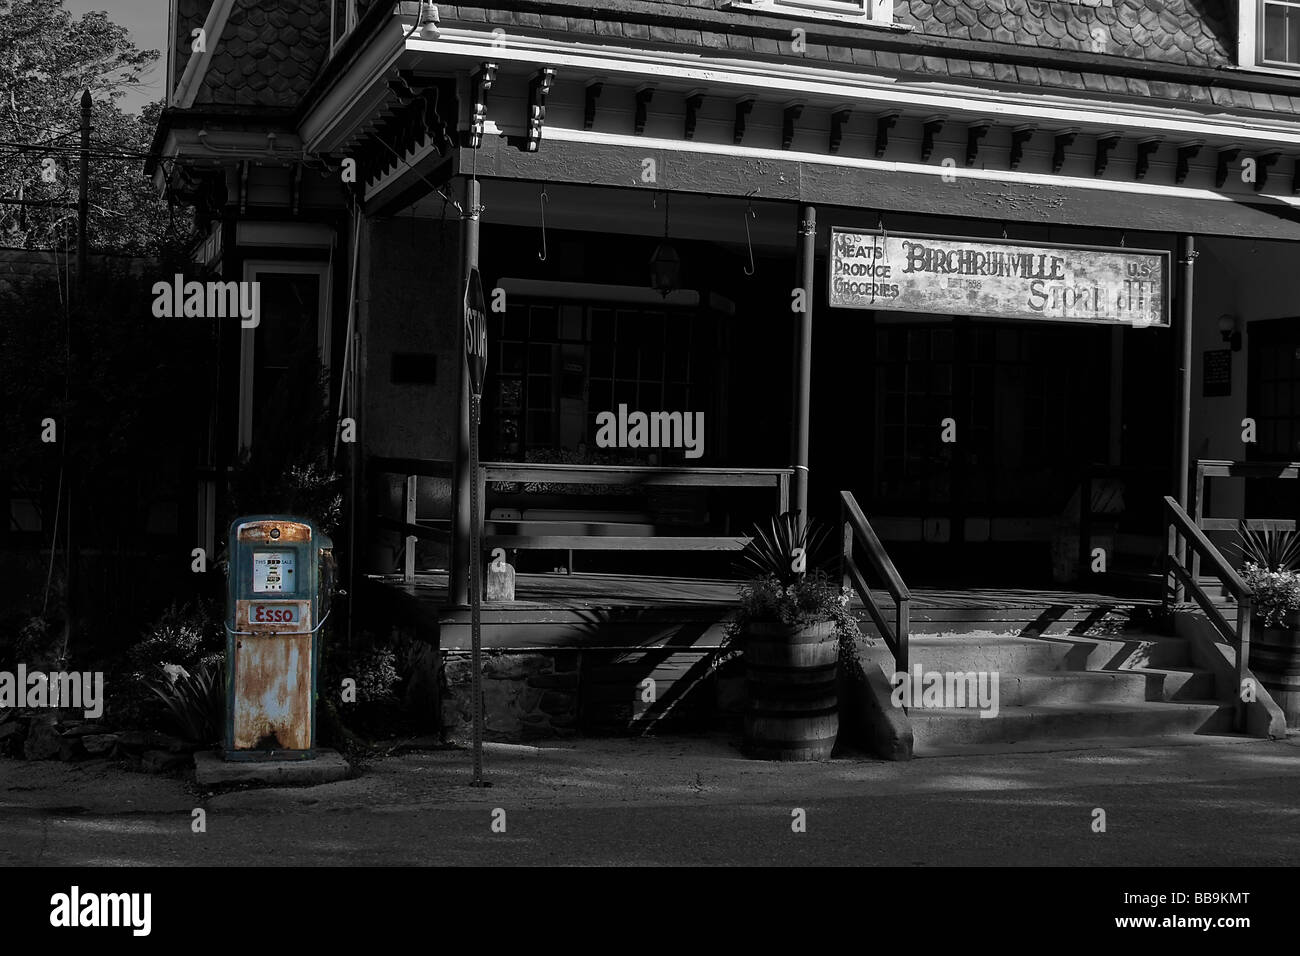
[1203,349,1232,397]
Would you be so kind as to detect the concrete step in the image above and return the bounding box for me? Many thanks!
[906,634,1077,673]
[904,630,1195,674]
[909,700,1228,751]
[995,671,1150,707]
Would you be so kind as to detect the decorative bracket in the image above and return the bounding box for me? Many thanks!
[583,79,603,132]
[829,108,852,155]
[522,67,557,153]
[466,62,497,148]
[734,97,755,145]
[1094,133,1121,176]
[782,102,803,150]
[921,115,945,162]
[1009,125,1035,170]
[1052,128,1078,174]
[1255,151,1282,192]
[1215,146,1240,188]
[965,121,990,167]
[875,111,899,158]
[634,85,655,136]
[1175,141,1202,184]
[1135,137,1162,180]
[685,90,705,141]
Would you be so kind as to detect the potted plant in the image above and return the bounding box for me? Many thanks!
[1232,523,1300,727]
[724,514,861,761]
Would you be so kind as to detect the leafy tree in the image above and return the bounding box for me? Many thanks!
[0,0,184,255]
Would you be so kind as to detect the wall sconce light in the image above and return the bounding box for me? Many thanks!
[419,3,440,39]
[1218,313,1241,352]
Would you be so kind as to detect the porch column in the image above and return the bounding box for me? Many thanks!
[792,206,816,523]
[1174,234,1197,601]
[451,177,481,606]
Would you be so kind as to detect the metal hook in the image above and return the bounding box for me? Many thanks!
[1120,231,1126,248]
[743,200,757,277]
[537,186,548,262]
[1001,222,1008,240]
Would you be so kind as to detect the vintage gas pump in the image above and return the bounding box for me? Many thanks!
[224,516,334,760]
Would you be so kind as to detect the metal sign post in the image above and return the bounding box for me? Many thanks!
[464,262,488,787]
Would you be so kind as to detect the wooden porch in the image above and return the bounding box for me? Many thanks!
[366,569,1163,651]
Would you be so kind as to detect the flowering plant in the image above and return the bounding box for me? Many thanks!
[1242,563,1300,629]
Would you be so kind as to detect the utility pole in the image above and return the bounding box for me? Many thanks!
[76,89,90,296]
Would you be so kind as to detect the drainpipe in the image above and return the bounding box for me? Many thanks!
[793,206,816,525]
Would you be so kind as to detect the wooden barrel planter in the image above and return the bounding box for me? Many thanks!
[742,620,839,761]
[1250,617,1300,729]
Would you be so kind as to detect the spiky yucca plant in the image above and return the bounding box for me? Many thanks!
[146,662,225,745]
[734,513,833,587]
[1231,521,1300,573]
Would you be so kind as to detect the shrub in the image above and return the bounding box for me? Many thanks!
[146,661,224,745]
[1243,564,1300,629]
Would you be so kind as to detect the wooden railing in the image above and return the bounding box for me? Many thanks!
[1190,459,1300,591]
[371,457,793,581]
[479,462,792,553]
[370,457,453,583]
[840,490,911,683]
[1163,495,1253,731]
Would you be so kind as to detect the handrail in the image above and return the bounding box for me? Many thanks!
[840,490,910,686]
[483,462,793,491]
[480,462,793,558]
[1163,495,1253,731]
[371,457,794,579]
[370,457,454,583]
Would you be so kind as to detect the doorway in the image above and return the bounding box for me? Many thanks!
[1247,317,1300,518]
[860,317,1110,582]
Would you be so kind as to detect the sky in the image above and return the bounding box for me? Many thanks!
[62,0,170,115]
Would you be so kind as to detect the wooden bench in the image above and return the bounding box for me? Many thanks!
[480,463,792,562]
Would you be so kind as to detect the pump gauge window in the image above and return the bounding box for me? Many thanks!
[252,551,295,593]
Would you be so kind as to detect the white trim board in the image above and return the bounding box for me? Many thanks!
[537,125,1300,208]
[407,30,1300,147]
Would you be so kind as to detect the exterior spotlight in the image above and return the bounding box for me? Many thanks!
[1218,313,1241,352]
[419,3,440,39]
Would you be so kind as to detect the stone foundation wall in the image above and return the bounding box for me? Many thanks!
[442,651,580,739]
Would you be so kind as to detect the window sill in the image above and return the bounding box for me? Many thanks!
[1228,60,1300,78]
[724,0,911,31]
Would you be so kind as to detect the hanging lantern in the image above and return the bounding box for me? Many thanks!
[649,192,680,296]
[650,242,680,296]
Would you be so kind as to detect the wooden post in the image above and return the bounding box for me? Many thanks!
[404,474,417,585]
[1236,596,1252,732]
[76,89,90,296]
[1174,235,1196,603]
[793,207,816,524]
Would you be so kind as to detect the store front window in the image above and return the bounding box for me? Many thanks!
[486,298,715,462]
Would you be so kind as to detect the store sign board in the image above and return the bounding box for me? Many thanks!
[828,229,1169,328]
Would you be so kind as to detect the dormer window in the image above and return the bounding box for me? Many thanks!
[1240,0,1300,72]
[727,0,895,26]
[1261,0,1300,66]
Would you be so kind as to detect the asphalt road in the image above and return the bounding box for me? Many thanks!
[1,735,1298,866]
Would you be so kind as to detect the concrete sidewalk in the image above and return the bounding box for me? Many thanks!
[2,733,1298,865]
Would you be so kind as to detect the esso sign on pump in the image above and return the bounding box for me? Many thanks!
[249,603,302,625]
